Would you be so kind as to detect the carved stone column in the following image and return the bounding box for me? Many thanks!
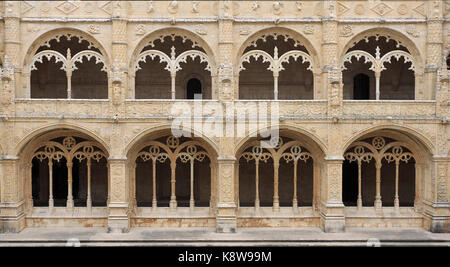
[425,1,443,100]
[319,156,345,233]
[3,1,20,100]
[107,157,130,233]
[0,58,15,104]
[426,156,450,232]
[322,1,342,116]
[214,1,237,233]
[437,62,449,117]
[111,1,128,106]
[216,157,237,233]
[0,156,25,233]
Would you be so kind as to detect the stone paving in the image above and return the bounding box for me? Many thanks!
[0,227,449,246]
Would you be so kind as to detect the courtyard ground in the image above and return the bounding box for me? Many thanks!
[0,227,449,246]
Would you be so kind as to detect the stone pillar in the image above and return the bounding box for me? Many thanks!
[319,157,345,233]
[425,1,443,100]
[107,157,130,233]
[106,1,130,233]
[111,1,128,107]
[3,1,20,99]
[216,157,237,233]
[0,156,25,233]
[322,1,342,117]
[214,1,237,233]
[425,156,450,233]
[437,61,449,117]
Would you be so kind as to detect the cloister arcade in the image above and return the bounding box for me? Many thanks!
[10,125,431,230]
[18,27,425,102]
[0,0,448,234]
[131,30,215,100]
[20,129,110,219]
[234,130,324,225]
[27,30,109,99]
[237,31,316,100]
[341,33,418,100]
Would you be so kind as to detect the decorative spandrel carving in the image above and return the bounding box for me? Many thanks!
[56,1,79,15]
[272,1,283,15]
[336,2,350,16]
[413,2,426,17]
[371,2,393,16]
[168,0,178,14]
[21,1,35,15]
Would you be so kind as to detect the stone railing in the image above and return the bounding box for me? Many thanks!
[342,100,437,118]
[6,99,441,119]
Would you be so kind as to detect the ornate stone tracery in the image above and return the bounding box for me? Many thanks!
[344,136,416,211]
[133,136,212,211]
[133,46,212,100]
[238,47,314,100]
[30,135,107,212]
[342,45,416,100]
[239,137,313,212]
[29,49,108,99]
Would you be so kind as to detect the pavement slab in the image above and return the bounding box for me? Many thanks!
[0,227,449,246]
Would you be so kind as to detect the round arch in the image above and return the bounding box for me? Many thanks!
[341,125,435,159]
[340,27,423,69]
[235,26,320,73]
[129,27,217,72]
[235,124,328,158]
[22,27,111,70]
[124,124,220,160]
[15,123,111,158]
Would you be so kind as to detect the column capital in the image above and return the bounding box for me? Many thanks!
[217,156,237,163]
[0,155,19,161]
[324,156,344,162]
[108,156,128,163]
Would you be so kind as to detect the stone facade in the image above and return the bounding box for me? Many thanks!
[0,1,448,234]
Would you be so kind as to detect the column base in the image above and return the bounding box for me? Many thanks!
[216,217,237,233]
[216,203,237,233]
[429,203,450,233]
[321,215,345,233]
[430,216,450,233]
[107,202,130,233]
[1,202,26,233]
[320,203,345,233]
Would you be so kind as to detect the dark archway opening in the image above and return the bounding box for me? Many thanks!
[53,158,68,207]
[342,161,358,206]
[447,54,450,70]
[353,73,370,100]
[186,78,202,99]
